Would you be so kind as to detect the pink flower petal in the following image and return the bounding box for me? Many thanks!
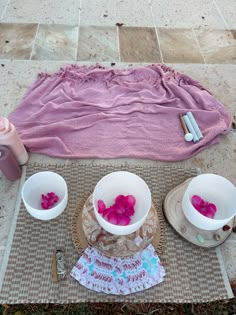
[205,211,215,219]
[116,215,131,226]
[192,195,217,218]
[125,206,135,217]
[115,207,126,215]
[205,207,216,219]
[192,195,203,208]
[195,208,205,216]
[53,196,59,203]
[41,201,49,209]
[41,194,47,201]
[115,195,126,206]
[207,203,217,214]
[124,195,136,208]
[41,192,59,209]
[98,200,106,214]
[102,206,115,220]
[194,204,203,212]
[107,211,119,225]
[99,194,136,225]
[201,201,209,211]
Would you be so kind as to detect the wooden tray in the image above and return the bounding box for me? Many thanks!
[163,178,234,248]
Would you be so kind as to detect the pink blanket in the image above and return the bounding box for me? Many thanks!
[8,64,232,161]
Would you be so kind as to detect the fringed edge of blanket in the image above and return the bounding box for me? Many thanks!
[36,63,209,94]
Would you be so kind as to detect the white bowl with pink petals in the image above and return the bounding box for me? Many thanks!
[92,171,152,235]
[182,174,236,230]
[22,171,68,220]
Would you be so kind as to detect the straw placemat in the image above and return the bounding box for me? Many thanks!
[0,163,233,303]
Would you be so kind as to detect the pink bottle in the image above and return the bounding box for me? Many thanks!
[0,117,28,165]
[0,146,22,181]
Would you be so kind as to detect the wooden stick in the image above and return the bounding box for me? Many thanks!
[52,253,58,282]
[179,114,189,134]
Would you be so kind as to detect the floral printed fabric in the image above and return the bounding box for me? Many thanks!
[70,244,166,295]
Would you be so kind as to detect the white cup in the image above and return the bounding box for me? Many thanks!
[182,174,236,230]
[22,171,68,220]
[93,171,152,235]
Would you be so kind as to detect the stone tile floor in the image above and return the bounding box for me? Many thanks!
[0,0,236,291]
[0,23,236,63]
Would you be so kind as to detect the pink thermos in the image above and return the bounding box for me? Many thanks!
[0,146,22,181]
[0,117,28,165]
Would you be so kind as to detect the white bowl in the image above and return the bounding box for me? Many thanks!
[182,174,236,230]
[92,171,152,235]
[22,171,68,220]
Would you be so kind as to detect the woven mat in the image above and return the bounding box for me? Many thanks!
[0,163,233,304]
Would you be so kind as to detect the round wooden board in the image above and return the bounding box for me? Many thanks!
[163,178,234,248]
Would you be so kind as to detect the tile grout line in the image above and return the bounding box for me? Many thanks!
[149,0,164,63]
[0,59,130,64]
[192,28,207,65]
[29,23,40,60]
[76,0,82,61]
[212,0,230,30]
[78,0,82,28]
[117,26,121,63]
[0,0,10,21]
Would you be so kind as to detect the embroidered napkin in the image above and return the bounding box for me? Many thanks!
[70,244,166,295]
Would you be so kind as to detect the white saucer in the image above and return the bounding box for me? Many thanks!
[163,178,234,248]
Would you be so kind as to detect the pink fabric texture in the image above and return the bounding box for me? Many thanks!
[8,64,232,161]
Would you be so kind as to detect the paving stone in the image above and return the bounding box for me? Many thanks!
[32,24,78,61]
[151,0,227,28]
[214,0,236,29]
[1,0,80,24]
[119,26,161,63]
[80,0,154,26]
[0,23,37,59]
[157,28,204,63]
[78,26,119,62]
[194,29,236,64]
